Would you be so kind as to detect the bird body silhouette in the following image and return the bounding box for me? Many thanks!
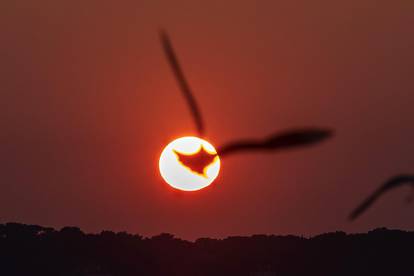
[173,146,218,176]
[349,174,414,220]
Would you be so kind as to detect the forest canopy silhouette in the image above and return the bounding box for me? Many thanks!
[1,223,413,276]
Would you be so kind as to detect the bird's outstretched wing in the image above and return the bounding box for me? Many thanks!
[217,128,333,157]
[349,174,414,221]
[160,30,205,136]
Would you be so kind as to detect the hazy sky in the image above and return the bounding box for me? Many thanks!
[1,0,414,239]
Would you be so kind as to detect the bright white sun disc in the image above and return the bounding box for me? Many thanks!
[159,136,220,191]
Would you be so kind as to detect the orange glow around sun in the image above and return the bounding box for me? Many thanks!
[159,136,220,191]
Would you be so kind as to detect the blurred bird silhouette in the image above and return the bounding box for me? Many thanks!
[217,128,332,157]
[160,30,333,171]
[349,174,414,221]
[160,31,205,136]
[173,146,218,176]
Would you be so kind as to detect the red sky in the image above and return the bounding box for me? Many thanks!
[1,0,414,240]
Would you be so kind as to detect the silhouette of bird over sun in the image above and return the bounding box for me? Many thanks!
[349,174,414,221]
[159,30,334,185]
[173,145,218,176]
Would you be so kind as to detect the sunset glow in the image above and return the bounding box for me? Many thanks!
[159,137,220,191]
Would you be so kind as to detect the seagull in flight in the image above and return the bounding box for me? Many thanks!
[160,30,333,173]
[349,174,414,221]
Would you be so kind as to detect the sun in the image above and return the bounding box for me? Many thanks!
[159,136,220,191]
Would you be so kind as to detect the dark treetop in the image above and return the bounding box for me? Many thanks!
[1,223,413,276]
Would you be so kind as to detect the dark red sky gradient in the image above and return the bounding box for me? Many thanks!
[1,0,414,239]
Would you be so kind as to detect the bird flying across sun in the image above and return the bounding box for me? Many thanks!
[173,145,217,176]
[159,30,333,191]
[159,137,220,191]
[349,174,414,221]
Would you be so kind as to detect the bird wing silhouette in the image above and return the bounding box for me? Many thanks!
[217,128,333,157]
[160,30,205,136]
[349,174,414,221]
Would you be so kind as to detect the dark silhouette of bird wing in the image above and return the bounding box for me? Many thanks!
[349,174,414,221]
[173,146,218,177]
[217,128,333,157]
[160,30,205,136]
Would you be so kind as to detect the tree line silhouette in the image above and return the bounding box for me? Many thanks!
[1,223,413,275]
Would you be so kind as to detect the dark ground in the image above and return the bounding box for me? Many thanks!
[1,223,413,275]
